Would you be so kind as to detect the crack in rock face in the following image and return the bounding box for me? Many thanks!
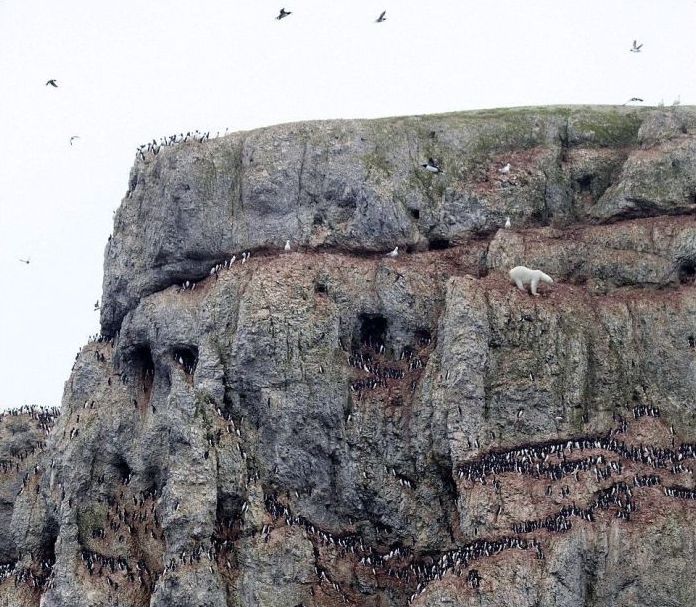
[2,106,696,607]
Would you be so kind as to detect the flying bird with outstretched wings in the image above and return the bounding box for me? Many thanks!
[45,79,58,87]
[630,40,643,53]
[276,8,291,19]
[376,11,387,23]
[70,136,80,146]
[18,258,30,264]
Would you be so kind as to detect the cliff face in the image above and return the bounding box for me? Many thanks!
[2,106,696,607]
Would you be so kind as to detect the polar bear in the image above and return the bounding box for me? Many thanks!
[509,266,554,296]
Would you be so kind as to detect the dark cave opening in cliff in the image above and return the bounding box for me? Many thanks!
[314,281,328,294]
[410,208,420,220]
[428,237,450,251]
[576,174,593,193]
[173,346,198,375]
[113,455,133,485]
[415,328,432,346]
[677,259,695,284]
[358,313,388,351]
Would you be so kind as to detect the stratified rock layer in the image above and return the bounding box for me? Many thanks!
[2,106,696,607]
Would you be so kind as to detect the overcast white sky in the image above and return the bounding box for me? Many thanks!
[0,0,695,409]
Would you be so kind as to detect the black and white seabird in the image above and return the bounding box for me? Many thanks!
[70,136,80,145]
[625,97,644,104]
[18,258,30,264]
[630,40,643,53]
[277,8,291,19]
[376,11,386,23]
[421,158,442,173]
[45,79,58,88]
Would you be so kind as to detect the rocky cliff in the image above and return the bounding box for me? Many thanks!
[1,106,695,607]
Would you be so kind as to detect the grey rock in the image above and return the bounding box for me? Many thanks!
[2,106,696,607]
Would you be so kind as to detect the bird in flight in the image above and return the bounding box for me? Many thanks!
[45,79,58,87]
[625,97,644,105]
[18,258,30,264]
[277,8,291,19]
[94,300,100,311]
[376,11,387,23]
[70,136,80,145]
[630,40,643,53]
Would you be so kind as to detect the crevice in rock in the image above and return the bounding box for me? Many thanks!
[129,344,154,406]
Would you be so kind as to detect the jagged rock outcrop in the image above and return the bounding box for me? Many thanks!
[2,106,695,607]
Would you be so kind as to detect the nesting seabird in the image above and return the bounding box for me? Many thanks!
[277,8,291,19]
[421,158,442,173]
[376,11,386,23]
[386,246,399,258]
[504,217,511,229]
[630,40,643,53]
[284,240,291,252]
[499,163,511,174]
[45,79,58,88]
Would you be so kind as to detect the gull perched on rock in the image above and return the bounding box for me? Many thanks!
[630,40,643,53]
[386,247,399,258]
[284,240,291,252]
[505,217,511,229]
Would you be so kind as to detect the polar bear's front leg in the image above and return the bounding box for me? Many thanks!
[514,278,526,292]
[530,277,540,296]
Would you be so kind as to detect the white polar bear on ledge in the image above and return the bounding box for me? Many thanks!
[509,266,554,296]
